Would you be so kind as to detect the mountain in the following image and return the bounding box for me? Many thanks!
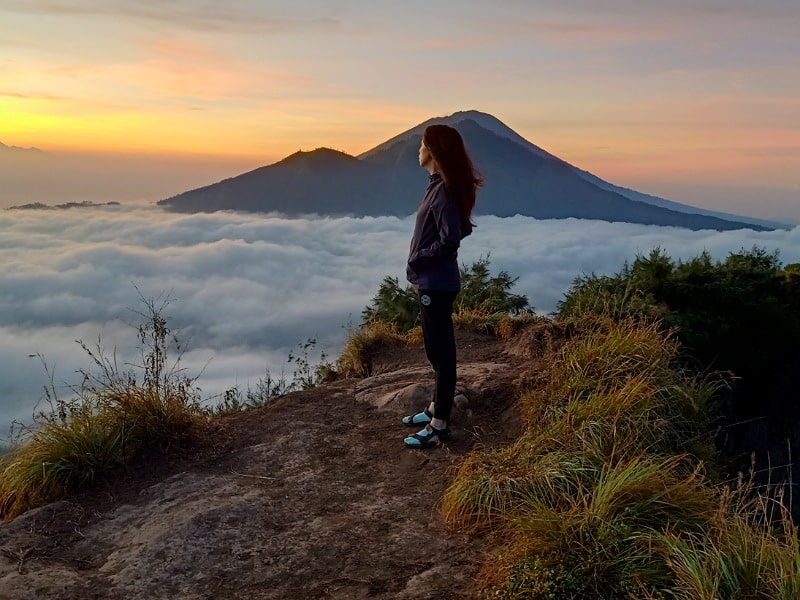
[416,112,785,231]
[0,141,44,155]
[158,111,779,231]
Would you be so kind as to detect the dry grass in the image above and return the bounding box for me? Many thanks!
[0,387,203,520]
[0,405,129,519]
[495,312,551,341]
[452,307,504,334]
[336,321,407,377]
[337,308,544,378]
[657,486,800,600]
[441,312,797,599]
[0,297,205,520]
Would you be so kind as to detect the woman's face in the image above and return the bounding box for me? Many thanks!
[418,139,434,169]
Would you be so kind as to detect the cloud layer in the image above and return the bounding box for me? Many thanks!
[2,203,800,438]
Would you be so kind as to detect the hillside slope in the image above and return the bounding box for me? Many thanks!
[0,329,541,600]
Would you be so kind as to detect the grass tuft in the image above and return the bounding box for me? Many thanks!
[336,321,406,377]
[0,294,203,520]
[0,404,130,518]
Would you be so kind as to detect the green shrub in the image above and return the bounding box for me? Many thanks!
[362,275,420,332]
[455,255,529,315]
[559,246,800,386]
[362,256,531,333]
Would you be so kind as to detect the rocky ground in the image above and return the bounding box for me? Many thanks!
[0,328,551,600]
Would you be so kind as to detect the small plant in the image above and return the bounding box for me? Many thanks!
[208,371,292,416]
[286,338,332,390]
[207,339,335,416]
[77,292,202,447]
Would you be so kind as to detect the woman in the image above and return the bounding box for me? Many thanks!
[402,124,483,449]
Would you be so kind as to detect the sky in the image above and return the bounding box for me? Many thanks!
[1,0,799,222]
[2,204,800,438]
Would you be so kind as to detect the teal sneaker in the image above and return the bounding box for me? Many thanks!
[404,424,451,449]
[401,409,433,427]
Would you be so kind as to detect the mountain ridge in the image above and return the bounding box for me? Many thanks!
[0,141,44,154]
[359,110,785,231]
[158,111,780,232]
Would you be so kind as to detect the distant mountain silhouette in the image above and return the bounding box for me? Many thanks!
[158,112,778,231]
[6,200,120,211]
[0,141,43,154]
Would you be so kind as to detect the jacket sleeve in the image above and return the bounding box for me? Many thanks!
[408,187,461,271]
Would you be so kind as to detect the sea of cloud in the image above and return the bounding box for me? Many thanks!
[2,202,799,440]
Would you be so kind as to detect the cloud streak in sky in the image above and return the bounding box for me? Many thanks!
[2,203,800,438]
[2,0,344,34]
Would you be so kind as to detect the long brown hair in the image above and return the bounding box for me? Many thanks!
[423,124,483,236]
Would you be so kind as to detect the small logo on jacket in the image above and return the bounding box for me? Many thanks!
[420,294,432,306]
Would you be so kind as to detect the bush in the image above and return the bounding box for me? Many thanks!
[557,246,800,520]
[362,256,531,333]
[558,246,800,381]
[455,255,529,315]
[362,276,420,333]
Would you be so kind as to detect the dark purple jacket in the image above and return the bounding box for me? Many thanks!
[406,173,465,292]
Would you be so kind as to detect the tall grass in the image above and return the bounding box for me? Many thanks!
[495,312,551,341]
[0,403,131,518]
[442,313,798,599]
[0,295,203,520]
[657,486,800,600]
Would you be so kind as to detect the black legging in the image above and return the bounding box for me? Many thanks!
[418,289,458,422]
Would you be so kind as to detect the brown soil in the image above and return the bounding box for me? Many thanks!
[0,328,550,600]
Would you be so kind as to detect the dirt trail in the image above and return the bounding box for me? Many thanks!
[0,329,542,600]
